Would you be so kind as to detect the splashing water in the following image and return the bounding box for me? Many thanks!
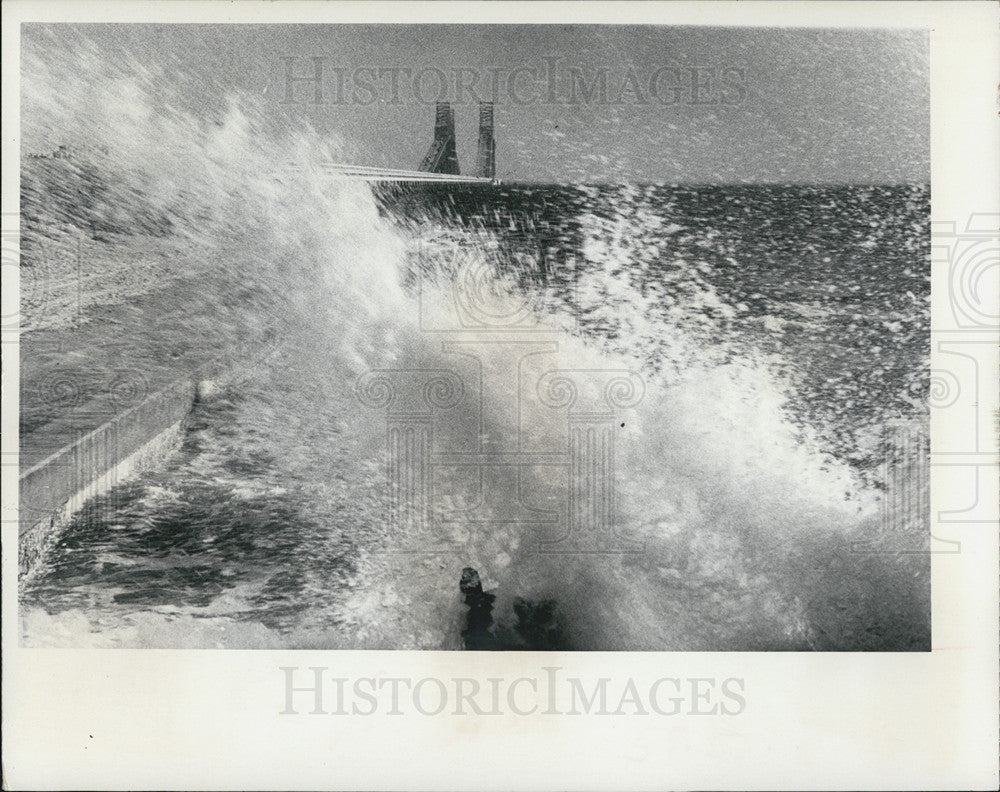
[19,32,930,650]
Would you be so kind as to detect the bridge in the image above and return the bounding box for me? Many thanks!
[316,163,494,183]
[309,101,500,184]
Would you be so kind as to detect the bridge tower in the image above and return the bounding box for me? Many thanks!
[476,102,496,180]
[419,102,460,175]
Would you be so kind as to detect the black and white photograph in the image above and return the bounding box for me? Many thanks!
[2,1,997,789]
[16,21,933,651]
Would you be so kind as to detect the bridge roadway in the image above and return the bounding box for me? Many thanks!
[294,162,496,183]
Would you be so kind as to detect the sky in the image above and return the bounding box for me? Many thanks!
[24,24,929,183]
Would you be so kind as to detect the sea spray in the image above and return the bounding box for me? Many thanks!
[19,30,929,650]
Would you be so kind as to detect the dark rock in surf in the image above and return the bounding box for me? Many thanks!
[459,567,571,650]
[512,597,569,651]
[460,567,496,650]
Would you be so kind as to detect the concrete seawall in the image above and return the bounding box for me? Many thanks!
[18,378,197,576]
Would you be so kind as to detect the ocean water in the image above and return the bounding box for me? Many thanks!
[19,38,930,650]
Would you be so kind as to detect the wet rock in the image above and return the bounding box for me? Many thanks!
[512,597,570,650]
[458,567,571,651]
[459,567,496,650]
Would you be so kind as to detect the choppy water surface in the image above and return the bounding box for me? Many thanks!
[19,38,930,650]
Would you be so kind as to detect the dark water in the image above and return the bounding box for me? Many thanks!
[389,182,929,476]
[20,179,931,650]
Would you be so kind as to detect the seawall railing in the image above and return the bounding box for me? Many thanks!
[18,378,197,575]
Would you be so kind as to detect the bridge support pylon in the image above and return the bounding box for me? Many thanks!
[476,102,496,180]
[419,102,460,175]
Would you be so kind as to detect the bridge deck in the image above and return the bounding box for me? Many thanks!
[293,163,495,183]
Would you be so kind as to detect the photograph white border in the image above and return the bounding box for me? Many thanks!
[2,2,997,789]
